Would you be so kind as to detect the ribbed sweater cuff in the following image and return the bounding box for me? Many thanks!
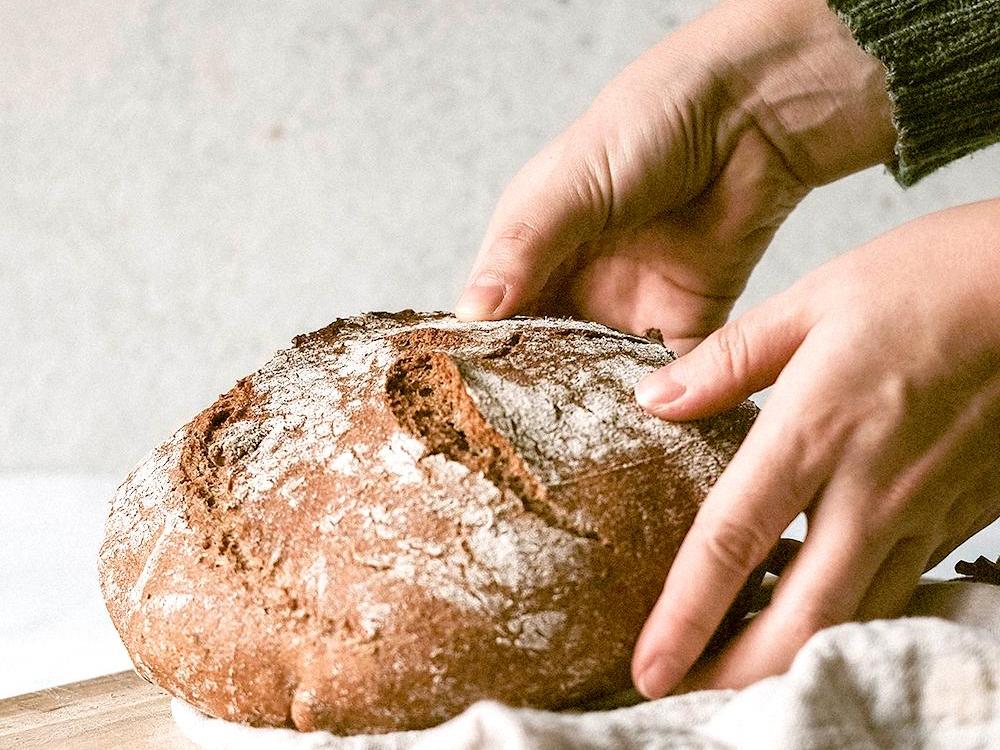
[828,0,1000,186]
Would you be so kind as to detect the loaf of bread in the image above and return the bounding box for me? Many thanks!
[99,311,757,734]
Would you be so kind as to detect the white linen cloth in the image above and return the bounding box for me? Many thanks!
[172,581,1000,750]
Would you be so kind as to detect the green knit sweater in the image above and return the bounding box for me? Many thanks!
[828,0,1000,185]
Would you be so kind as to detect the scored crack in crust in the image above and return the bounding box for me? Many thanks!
[384,348,602,542]
[98,311,758,734]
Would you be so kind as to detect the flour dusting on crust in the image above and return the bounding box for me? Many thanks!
[98,311,757,734]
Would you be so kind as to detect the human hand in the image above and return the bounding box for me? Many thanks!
[455,0,895,352]
[631,199,1000,698]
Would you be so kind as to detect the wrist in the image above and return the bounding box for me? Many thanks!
[698,0,896,187]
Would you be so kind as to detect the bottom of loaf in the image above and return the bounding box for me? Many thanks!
[171,689,646,749]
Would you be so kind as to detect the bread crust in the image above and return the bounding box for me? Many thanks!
[98,311,757,733]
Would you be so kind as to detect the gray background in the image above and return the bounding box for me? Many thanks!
[2,0,998,475]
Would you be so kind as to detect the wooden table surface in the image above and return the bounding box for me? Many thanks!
[0,672,198,750]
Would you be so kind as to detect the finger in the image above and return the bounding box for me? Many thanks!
[630,339,849,698]
[454,132,610,321]
[854,537,934,621]
[679,500,894,692]
[634,290,813,419]
[928,462,1000,571]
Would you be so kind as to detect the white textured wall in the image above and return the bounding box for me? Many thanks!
[2,0,999,476]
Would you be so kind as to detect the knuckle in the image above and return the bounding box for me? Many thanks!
[571,155,613,226]
[700,515,773,579]
[777,395,854,482]
[478,221,545,290]
[709,323,752,383]
[872,372,917,435]
[472,266,510,289]
[493,220,544,259]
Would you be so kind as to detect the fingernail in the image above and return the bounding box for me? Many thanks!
[635,657,674,700]
[635,371,686,411]
[454,276,506,320]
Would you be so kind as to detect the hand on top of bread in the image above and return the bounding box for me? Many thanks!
[453,0,1000,701]
[454,0,894,353]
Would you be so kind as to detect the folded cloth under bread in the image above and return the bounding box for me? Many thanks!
[172,580,1000,750]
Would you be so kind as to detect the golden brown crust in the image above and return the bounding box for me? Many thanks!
[98,311,757,734]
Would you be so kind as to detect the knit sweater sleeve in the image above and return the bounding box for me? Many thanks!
[827,0,1000,186]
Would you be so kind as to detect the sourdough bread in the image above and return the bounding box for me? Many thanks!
[98,311,757,734]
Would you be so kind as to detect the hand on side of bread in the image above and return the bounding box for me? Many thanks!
[454,0,894,354]
[631,200,1000,697]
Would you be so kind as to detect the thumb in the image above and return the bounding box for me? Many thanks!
[454,131,610,321]
[635,292,809,419]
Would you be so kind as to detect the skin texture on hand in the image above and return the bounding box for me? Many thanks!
[451,0,992,701]
[454,0,894,354]
[631,199,1000,697]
